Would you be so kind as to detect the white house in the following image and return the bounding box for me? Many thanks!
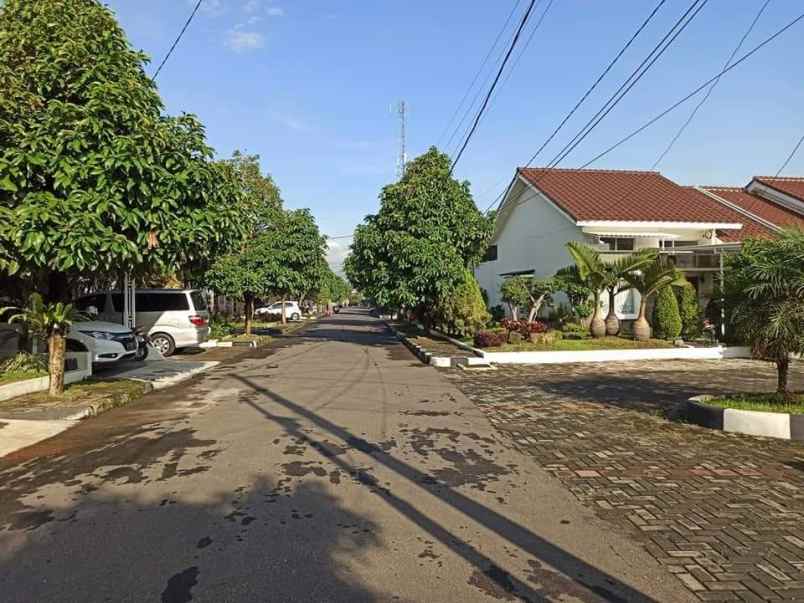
[476,168,804,320]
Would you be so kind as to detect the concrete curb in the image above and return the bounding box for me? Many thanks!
[384,322,491,369]
[0,352,93,402]
[685,395,804,441]
[477,345,752,365]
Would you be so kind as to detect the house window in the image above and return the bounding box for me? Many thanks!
[599,237,634,251]
[482,245,498,262]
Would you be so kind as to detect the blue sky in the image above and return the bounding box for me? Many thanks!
[107,0,804,270]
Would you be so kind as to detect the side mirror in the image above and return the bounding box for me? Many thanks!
[86,305,99,317]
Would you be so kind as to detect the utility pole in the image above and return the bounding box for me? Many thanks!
[396,100,407,179]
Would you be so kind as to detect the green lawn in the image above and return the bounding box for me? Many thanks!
[486,336,675,352]
[703,393,804,415]
[0,369,48,386]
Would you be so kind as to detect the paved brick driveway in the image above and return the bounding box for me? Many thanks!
[447,359,804,602]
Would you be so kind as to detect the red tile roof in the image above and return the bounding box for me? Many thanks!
[702,187,804,236]
[517,167,745,224]
[754,176,804,202]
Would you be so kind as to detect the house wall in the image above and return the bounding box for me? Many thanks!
[475,181,584,309]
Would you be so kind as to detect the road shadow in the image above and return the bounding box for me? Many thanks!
[0,450,386,601]
[233,374,658,603]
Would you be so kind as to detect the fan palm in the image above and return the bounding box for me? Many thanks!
[624,258,686,341]
[727,230,804,400]
[566,241,608,337]
[601,249,658,335]
[1,293,84,396]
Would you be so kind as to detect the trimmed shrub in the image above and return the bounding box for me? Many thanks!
[652,286,682,340]
[473,330,507,348]
[435,270,489,338]
[508,332,523,345]
[676,285,703,340]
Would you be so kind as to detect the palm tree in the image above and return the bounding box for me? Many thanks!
[2,293,84,396]
[727,230,804,400]
[624,258,686,341]
[566,242,608,337]
[601,250,657,335]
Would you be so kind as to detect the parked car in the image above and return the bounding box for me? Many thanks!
[255,301,302,321]
[74,289,209,356]
[67,320,137,365]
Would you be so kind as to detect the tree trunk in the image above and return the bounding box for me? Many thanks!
[243,293,253,335]
[590,293,606,338]
[777,357,791,401]
[633,301,651,341]
[528,294,546,323]
[281,299,287,325]
[605,287,620,336]
[48,330,66,396]
[507,303,518,321]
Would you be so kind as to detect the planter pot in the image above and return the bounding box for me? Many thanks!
[604,311,620,336]
[633,318,651,341]
[590,315,606,338]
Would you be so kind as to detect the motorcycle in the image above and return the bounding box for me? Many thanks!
[134,328,150,361]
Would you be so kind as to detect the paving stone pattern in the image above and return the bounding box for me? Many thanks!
[448,359,804,602]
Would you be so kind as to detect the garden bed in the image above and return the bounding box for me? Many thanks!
[483,336,674,353]
[0,378,150,420]
[685,394,804,441]
[0,369,47,386]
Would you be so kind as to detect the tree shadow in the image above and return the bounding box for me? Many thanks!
[232,375,658,603]
[0,466,386,601]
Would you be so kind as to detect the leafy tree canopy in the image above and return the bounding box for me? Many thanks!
[345,147,492,318]
[0,0,244,282]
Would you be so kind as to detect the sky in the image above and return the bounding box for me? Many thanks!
[106,0,804,272]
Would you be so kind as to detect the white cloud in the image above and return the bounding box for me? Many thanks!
[226,30,265,52]
[247,15,262,25]
[326,239,352,275]
[243,0,260,13]
[267,7,285,17]
[196,0,226,16]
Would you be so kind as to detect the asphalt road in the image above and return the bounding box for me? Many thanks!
[0,309,691,602]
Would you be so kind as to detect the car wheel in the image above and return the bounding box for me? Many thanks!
[150,333,175,357]
[291,312,300,321]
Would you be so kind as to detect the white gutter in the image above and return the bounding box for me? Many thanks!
[575,220,743,230]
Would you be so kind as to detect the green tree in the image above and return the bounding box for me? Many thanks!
[500,276,530,321]
[2,294,83,396]
[0,0,245,392]
[435,270,489,337]
[565,242,609,337]
[624,258,686,341]
[726,230,804,399]
[204,153,283,335]
[652,285,682,340]
[601,251,656,335]
[553,265,593,319]
[676,284,702,340]
[345,147,492,329]
[262,209,328,324]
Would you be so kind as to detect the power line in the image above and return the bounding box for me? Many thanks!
[444,3,530,157]
[480,0,667,211]
[450,0,539,173]
[494,0,557,94]
[544,0,709,171]
[579,10,804,168]
[776,133,804,176]
[437,1,522,149]
[649,0,770,170]
[153,0,204,81]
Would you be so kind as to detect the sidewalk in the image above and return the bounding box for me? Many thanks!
[0,358,219,459]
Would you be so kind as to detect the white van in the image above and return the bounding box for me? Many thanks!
[75,289,210,356]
